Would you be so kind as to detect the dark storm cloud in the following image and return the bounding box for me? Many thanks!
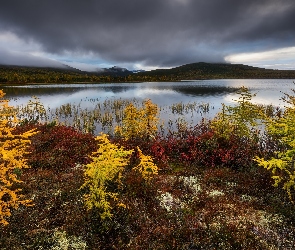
[1,0,295,68]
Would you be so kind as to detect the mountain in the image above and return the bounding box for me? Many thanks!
[99,66,133,77]
[132,69,146,73]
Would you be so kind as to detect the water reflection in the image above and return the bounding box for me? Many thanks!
[1,79,294,118]
[2,81,238,96]
[1,79,294,134]
[173,85,238,97]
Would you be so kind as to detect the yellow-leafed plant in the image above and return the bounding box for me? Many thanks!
[81,133,133,219]
[210,86,263,139]
[133,146,158,182]
[255,88,295,201]
[115,99,159,140]
[81,133,160,220]
[0,90,37,225]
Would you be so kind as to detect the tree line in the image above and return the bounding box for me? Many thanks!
[2,62,295,84]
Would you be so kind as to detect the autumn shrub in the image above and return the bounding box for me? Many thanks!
[138,122,263,171]
[112,98,168,172]
[81,132,159,222]
[14,123,97,171]
[193,86,266,169]
[255,86,295,201]
[113,126,264,175]
[159,87,271,170]
[0,90,36,226]
[210,86,264,139]
[113,89,270,172]
[115,99,159,140]
[81,133,134,220]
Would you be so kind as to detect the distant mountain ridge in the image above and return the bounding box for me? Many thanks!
[1,62,295,84]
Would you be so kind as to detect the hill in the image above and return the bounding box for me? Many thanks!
[0,65,110,84]
[128,62,295,81]
[1,62,295,84]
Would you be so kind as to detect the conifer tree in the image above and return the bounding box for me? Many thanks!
[0,90,36,225]
[115,99,159,140]
[255,88,295,201]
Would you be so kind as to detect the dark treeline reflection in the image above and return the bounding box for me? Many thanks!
[172,85,238,97]
[0,83,134,98]
[1,83,238,100]
[2,86,78,98]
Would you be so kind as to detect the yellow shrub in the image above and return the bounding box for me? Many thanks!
[255,89,295,201]
[0,90,37,225]
[81,133,133,219]
[81,133,159,219]
[210,87,263,138]
[115,99,159,140]
[133,147,158,182]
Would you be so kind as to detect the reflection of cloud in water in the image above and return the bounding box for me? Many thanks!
[130,88,181,104]
[223,94,240,105]
[252,97,285,107]
[133,88,175,96]
[223,90,285,107]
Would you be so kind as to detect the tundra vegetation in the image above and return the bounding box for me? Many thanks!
[0,85,295,249]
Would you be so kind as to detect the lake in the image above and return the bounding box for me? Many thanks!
[1,79,295,133]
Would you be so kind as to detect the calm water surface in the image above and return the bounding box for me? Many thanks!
[1,79,295,130]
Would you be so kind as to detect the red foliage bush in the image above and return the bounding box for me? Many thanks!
[14,123,97,171]
[113,121,271,171]
[162,125,264,169]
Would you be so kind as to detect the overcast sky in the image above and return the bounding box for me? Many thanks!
[1,0,295,71]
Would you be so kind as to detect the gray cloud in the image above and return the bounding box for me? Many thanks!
[0,0,295,69]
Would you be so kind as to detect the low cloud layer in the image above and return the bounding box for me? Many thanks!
[1,0,295,70]
[0,49,67,68]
